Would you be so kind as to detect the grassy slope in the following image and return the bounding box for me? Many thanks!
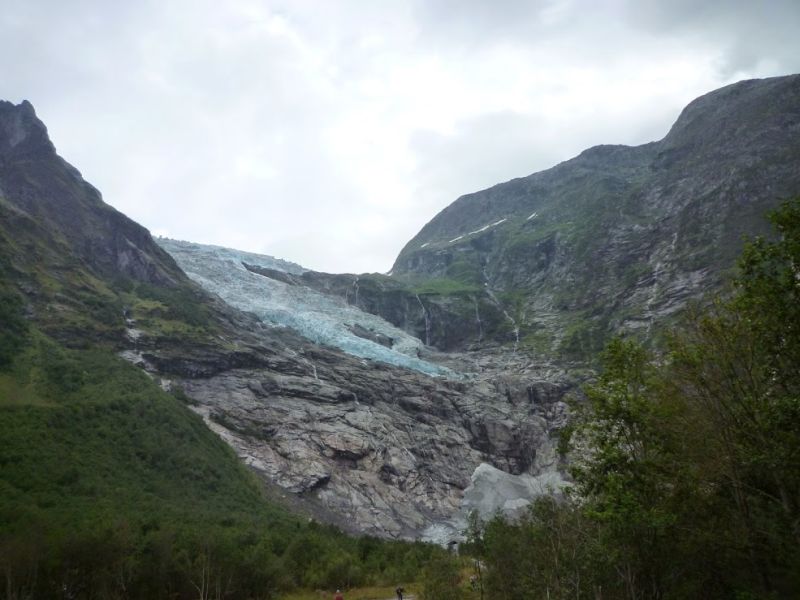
[0,339,283,531]
[0,226,438,598]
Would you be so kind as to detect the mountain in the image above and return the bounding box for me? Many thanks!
[149,74,800,538]
[3,74,799,559]
[0,100,188,343]
[0,100,572,547]
[0,101,180,286]
[153,237,572,541]
[382,74,800,357]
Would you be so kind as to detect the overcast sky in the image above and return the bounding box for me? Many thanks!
[2,1,799,273]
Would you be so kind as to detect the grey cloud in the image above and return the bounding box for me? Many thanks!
[627,0,800,31]
[414,0,558,34]
[410,111,559,201]
[625,0,800,75]
[2,1,799,273]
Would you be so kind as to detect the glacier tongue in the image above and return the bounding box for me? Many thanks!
[157,239,453,377]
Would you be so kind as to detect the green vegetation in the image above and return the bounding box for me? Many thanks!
[410,277,480,296]
[0,287,27,367]
[134,281,213,327]
[282,583,423,600]
[520,329,553,355]
[0,319,441,599]
[420,552,462,600]
[501,219,567,263]
[460,198,800,598]
[557,314,609,361]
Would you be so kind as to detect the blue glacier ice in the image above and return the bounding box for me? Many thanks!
[157,239,453,377]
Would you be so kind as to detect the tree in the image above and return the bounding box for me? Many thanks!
[463,511,485,600]
[421,552,461,600]
[669,198,800,594]
[568,338,682,598]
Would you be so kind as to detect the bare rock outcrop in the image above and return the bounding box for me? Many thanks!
[162,342,574,539]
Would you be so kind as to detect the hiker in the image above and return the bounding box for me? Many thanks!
[334,589,344,600]
[396,585,404,600]
[470,575,478,590]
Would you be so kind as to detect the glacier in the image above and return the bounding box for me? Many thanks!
[157,239,453,377]
[421,462,569,545]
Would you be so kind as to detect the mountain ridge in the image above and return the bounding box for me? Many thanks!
[221,75,800,359]
[0,100,186,289]
[2,73,799,547]
[394,74,800,257]
[0,98,574,543]
[378,73,800,356]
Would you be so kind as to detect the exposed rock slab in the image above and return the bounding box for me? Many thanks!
[168,344,573,539]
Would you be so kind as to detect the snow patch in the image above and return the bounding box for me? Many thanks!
[468,218,507,236]
[443,218,508,246]
[420,522,461,546]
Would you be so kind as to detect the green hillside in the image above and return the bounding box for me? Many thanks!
[0,287,439,598]
[0,100,441,598]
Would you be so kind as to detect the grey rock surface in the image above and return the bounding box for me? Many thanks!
[167,343,573,539]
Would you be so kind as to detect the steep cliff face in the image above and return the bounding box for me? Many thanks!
[177,348,572,541]
[390,75,800,357]
[0,101,201,346]
[0,101,185,288]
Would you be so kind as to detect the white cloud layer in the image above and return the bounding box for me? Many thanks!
[1,0,798,273]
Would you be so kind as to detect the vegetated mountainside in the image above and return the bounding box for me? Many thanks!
[382,74,800,358]
[0,102,449,597]
[0,100,574,548]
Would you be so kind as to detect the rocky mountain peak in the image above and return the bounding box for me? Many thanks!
[0,99,188,290]
[658,74,800,159]
[386,74,800,357]
[0,100,55,159]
